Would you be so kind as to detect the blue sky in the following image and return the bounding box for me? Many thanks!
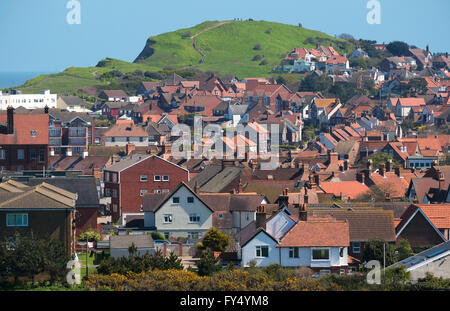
[1,0,449,72]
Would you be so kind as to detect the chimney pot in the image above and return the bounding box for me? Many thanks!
[256,205,267,230]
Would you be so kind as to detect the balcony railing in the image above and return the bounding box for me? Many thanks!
[49,128,62,137]
[69,127,86,137]
[69,137,87,145]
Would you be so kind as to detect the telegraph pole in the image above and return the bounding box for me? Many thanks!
[86,236,89,278]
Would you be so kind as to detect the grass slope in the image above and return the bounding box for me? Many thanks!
[13,20,353,94]
[136,20,353,77]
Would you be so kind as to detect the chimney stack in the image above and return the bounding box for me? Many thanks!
[238,178,243,193]
[6,106,14,134]
[299,204,307,222]
[314,173,320,186]
[256,205,266,230]
[395,166,401,177]
[328,151,338,164]
[386,159,392,172]
[379,164,385,177]
[195,181,200,194]
[344,160,348,171]
[366,159,373,171]
[304,186,309,204]
[356,172,365,184]
[438,170,445,190]
[44,105,49,114]
[126,143,135,156]
[66,147,72,157]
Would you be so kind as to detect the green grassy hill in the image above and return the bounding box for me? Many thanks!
[13,20,354,95]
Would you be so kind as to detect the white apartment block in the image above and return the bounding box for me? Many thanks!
[0,90,57,110]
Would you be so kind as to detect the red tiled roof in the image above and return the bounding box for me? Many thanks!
[103,123,147,137]
[319,181,371,200]
[280,218,349,247]
[0,113,49,145]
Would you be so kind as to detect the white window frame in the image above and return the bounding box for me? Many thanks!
[189,214,200,223]
[140,175,148,182]
[154,175,161,182]
[163,214,173,223]
[311,248,330,261]
[256,245,269,258]
[6,213,28,227]
[162,175,170,181]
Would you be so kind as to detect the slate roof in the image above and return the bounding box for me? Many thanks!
[26,177,99,208]
[310,209,396,242]
[0,181,77,210]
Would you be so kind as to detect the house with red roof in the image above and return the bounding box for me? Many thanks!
[396,203,450,248]
[102,122,149,147]
[0,107,49,171]
[239,205,349,274]
[391,97,426,119]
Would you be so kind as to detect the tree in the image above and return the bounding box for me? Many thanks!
[197,249,222,276]
[78,229,101,242]
[200,227,230,252]
[128,243,138,256]
[362,239,398,266]
[299,74,333,93]
[395,239,413,261]
[386,41,410,56]
[338,33,355,41]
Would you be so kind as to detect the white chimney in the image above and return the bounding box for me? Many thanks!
[50,148,55,157]
[66,147,72,157]
[82,149,88,159]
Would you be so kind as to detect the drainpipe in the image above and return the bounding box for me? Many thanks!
[279,246,282,266]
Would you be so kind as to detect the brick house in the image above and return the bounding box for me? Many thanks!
[396,203,449,248]
[26,176,101,236]
[103,154,189,224]
[0,180,76,256]
[0,107,49,171]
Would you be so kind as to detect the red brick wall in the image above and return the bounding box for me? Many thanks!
[398,212,445,248]
[75,207,99,236]
[106,157,189,221]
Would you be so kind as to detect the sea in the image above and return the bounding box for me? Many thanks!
[0,72,54,89]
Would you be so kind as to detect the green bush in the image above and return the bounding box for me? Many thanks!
[78,229,101,242]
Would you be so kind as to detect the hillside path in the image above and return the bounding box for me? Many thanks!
[190,21,233,64]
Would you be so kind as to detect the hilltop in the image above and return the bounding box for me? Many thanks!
[12,20,354,95]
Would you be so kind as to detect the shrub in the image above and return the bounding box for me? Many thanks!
[78,229,101,242]
[181,31,192,39]
[196,249,222,276]
[253,44,262,51]
[200,227,230,252]
[265,28,271,34]
[252,54,263,61]
[150,232,165,241]
[259,59,268,66]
